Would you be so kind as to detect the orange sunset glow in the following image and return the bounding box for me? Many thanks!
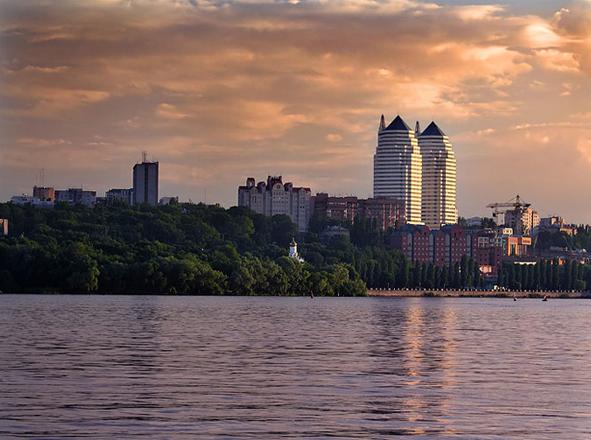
[1,0,591,220]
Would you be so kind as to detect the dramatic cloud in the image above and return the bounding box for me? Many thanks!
[1,0,591,221]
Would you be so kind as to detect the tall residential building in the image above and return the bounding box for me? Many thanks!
[418,121,457,229]
[504,206,540,235]
[374,115,422,224]
[238,176,311,232]
[133,161,159,206]
[0,218,8,236]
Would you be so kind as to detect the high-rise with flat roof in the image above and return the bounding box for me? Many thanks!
[374,115,422,224]
[133,160,159,206]
[418,121,457,229]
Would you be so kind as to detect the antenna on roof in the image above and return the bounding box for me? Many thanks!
[142,151,148,163]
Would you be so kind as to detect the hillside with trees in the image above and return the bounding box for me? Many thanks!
[0,202,365,296]
[1,203,589,295]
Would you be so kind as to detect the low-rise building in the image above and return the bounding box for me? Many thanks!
[106,188,133,205]
[311,193,358,224]
[391,225,532,277]
[10,195,54,207]
[159,197,178,205]
[33,186,55,202]
[55,188,97,207]
[311,194,405,231]
[539,216,578,236]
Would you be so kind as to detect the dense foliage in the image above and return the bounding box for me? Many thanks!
[3,203,589,295]
[304,216,482,290]
[0,203,365,296]
[498,259,588,291]
[535,226,591,251]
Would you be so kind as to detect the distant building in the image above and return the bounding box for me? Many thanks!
[374,115,422,224]
[10,195,54,208]
[238,176,311,232]
[358,197,405,231]
[0,219,8,236]
[311,193,405,231]
[311,194,358,224]
[33,186,55,202]
[418,121,457,228]
[159,197,178,205]
[55,188,96,207]
[466,216,483,227]
[133,160,159,206]
[503,206,540,235]
[106,188,133,205]
[390,225,532,276]
[320,225,350,244]
[539,216,577,236]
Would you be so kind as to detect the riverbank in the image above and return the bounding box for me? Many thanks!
[367,289,591,298]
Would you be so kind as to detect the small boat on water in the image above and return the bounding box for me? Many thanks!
[542,295,548,302]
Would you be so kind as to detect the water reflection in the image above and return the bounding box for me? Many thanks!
[1,295,591,439]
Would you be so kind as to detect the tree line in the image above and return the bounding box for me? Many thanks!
[0,203,365,296]
[498,259,588,291]
[2,203,590,295]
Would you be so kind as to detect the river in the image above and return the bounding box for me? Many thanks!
[1,295,590,439]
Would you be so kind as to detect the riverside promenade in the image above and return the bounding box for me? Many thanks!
[367,289,591,299]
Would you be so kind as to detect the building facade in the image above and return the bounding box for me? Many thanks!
[504,207,540,235]
[33,186,55,202]
[55,188,97,206]
[0,219,8,236]
[357,197,405,230]
[133,161,159,206]
[238,176,312,232]
[390,225,532,276]
[311,194,405,230]
[374,115,422,224]
[418,122,457,228]
[106,188,133,205]
[311,194,358,224]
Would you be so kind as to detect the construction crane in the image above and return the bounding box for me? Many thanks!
[486,194,531,224]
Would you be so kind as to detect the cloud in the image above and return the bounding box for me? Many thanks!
[1,0,591,220]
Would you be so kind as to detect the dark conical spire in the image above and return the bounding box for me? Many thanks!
[421,121,446,137]
[379,114,386,132]
[384,115,411,132]
[415,121,420,135]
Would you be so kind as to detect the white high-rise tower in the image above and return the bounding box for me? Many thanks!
[418,121,457,228]
[373,115,422,224]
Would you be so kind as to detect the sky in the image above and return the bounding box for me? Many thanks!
[1,0,590,221]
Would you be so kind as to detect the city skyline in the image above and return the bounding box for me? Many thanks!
[1,0,591,221]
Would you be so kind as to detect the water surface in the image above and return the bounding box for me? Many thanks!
[1,295,590,439]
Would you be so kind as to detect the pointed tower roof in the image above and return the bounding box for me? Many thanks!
[379,114,386,132]
[384,115,411,132]
[421,121,446,137]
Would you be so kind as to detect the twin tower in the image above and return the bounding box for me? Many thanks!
[374,115,457,228]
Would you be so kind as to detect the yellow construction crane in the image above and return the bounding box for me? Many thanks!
[486,194,531,224]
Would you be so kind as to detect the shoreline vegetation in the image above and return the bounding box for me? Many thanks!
[1,202,591,297]
[368,289,591,299]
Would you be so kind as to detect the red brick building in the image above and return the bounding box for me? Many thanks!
[312,194,405,231]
